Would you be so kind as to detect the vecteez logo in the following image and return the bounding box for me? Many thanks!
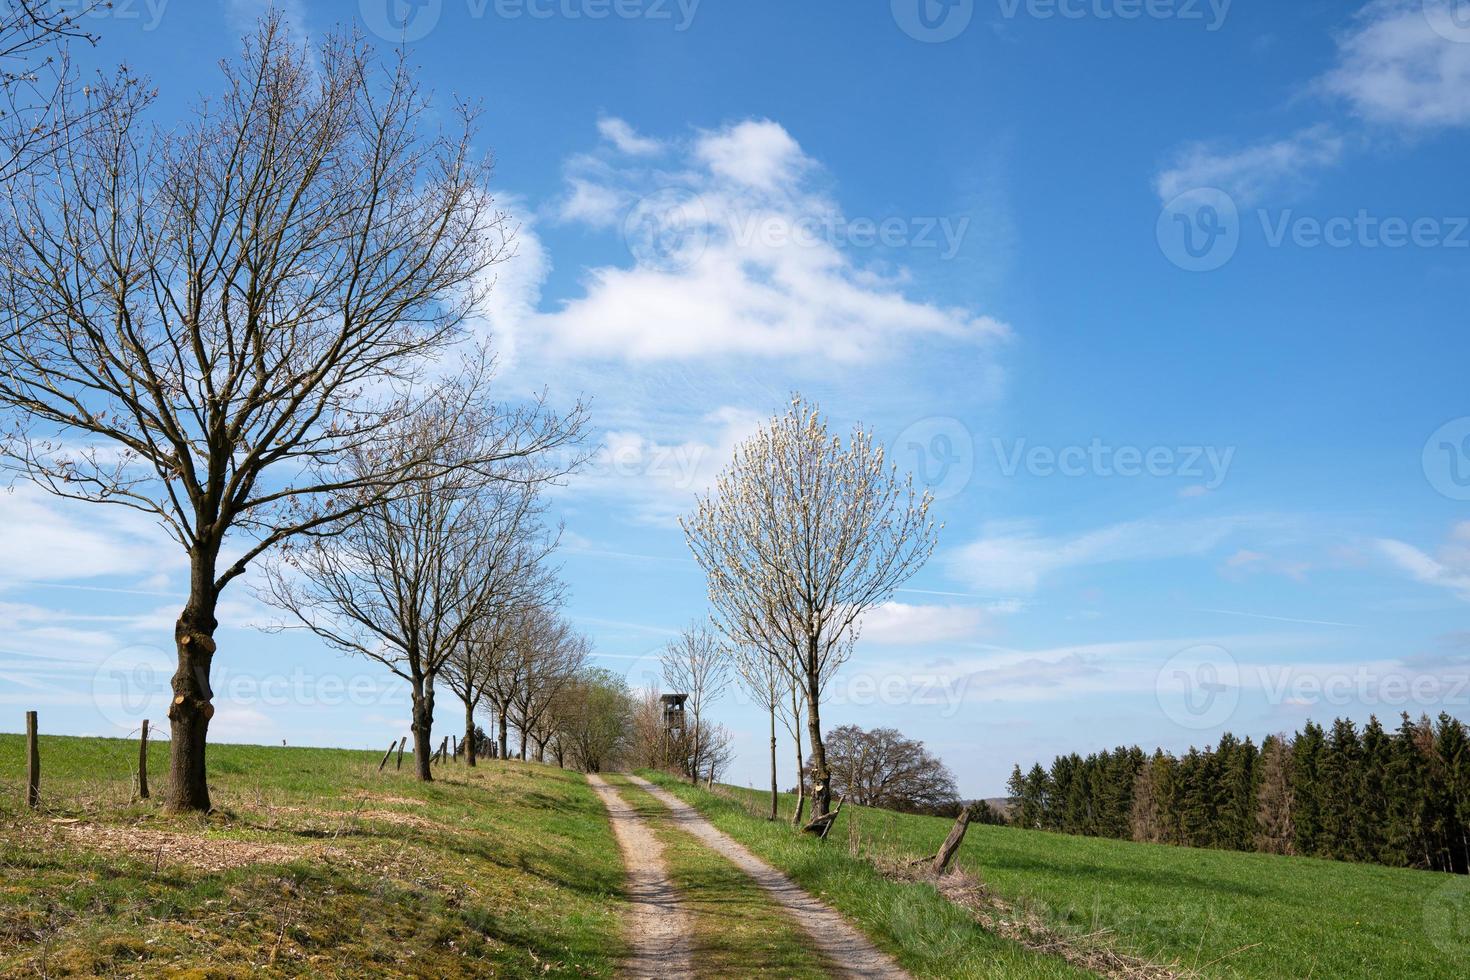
[893,0,975,42]
[622,187,711,272]
[1424,417,1470,501]
[1156,187,1240,272]
[360,0,444,43]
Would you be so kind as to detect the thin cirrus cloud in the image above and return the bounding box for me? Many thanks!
[1153,126,1345,205]
[510,116,1009,364]
[1154,1,1470,204]
[948,516,1260,595]
[1377,523,1470,602]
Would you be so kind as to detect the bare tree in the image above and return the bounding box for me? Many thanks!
[822,725,959,815]
[0,17,526,811]
[259,387,579,781]
[682,395,939,818]
[511,610,589,761]
[443,547,563,766]
[0,0,106,182]
[660,623,731,785]
[733,645,783,821]
[484,605,536,760]
[780,677,807,825]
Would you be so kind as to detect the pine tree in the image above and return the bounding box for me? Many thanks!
[1320,718,1362,860]
[1357,716,1391,863]
[1291,721,1326,856]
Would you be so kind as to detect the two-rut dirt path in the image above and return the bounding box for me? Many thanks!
[585,773,693,979]
[588,771,911,980]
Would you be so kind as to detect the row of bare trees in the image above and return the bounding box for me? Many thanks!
[0,12,588,809]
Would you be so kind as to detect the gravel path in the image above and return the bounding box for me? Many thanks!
[627,774,912,980]
[586,774,693,979]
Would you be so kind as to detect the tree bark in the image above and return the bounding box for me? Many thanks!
[166,558,219,812]
[497,711,509,761]
[410,677,434,782]
[463,697,477,767]
[805,660,831,818]
[768,701,778,821]
[790,686,805,826]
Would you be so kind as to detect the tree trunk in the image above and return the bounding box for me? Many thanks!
[805,662,831,818]
[497,710,509,761]
[166,559,219,812]
[410,677,434,782]
[518,724,528,761]
[463,697,477,767]
[768,700,778,821]
[791,686,805,826]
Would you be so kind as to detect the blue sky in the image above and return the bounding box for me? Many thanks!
[3,0,1469,795]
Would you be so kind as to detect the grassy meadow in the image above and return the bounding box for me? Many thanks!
[0,734,628,977]
[641,772,1469,979]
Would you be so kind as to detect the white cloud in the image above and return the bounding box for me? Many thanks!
[1377,524,1470,601]
[1154,126,1344,205]
[0,486,183,587]
[1321,1,1470,128]
[858,602,988,645]
[693,120,809,191]
[467,195,548,369]
[949,516,1252,594]
[531,117,1009,363]
[563,405,765,526]
[597,116,663,156]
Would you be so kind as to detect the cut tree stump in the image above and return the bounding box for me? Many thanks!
[802,795,846,839]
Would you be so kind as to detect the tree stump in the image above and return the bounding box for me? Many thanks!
[802,795,846,839]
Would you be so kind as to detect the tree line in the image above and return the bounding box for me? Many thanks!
[1007,713,1470,874]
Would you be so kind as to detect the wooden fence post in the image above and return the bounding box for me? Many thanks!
[395,736,407,770]
[378,739,397,773]
[931,806,973,876]
[138,719,150,799]
[25,711,39,809]
[451,735,458,762]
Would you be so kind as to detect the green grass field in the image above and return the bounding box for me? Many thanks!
[0,734,629,977]
[4,734,1467,978]
[640,772,1470,979]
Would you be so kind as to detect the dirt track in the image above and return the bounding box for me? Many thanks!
[626,774,911,980]
[586,773,693,979]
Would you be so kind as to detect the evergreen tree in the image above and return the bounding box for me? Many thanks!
[1320,718,1362,860]
[1291,721,1326,856]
